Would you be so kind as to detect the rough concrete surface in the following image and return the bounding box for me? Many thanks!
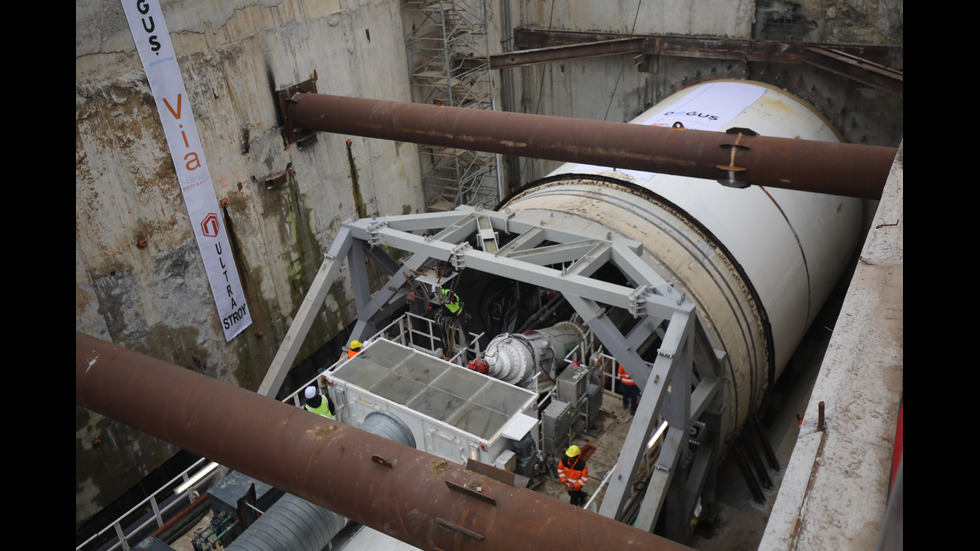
[759,143,903,550]
[76,0,427,523]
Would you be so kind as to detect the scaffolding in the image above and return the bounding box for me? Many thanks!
[403,0,500,210]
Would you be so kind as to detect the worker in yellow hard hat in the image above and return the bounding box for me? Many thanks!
[348,340,362,359]
[557,444,589,507]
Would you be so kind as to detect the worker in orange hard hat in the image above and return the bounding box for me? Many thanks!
[557,445,589,507]
[618,365,639,415]
[347,340,362,359]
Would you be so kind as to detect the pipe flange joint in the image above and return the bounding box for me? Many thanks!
[717,128,755,189]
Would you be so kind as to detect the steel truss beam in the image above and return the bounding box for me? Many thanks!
[258,227,353,397]
[494,29,903,96]
[595,309,724,530]
[262,206,727,536]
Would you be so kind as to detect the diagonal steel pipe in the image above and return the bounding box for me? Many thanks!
[282,92,897,199]
[76,332,693,551]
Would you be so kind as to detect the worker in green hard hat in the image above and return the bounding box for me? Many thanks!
[441,288,463,315]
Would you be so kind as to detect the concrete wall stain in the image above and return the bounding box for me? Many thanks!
[75,405,182,528]
[77,0,425,525]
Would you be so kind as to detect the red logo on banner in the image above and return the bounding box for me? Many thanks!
[200,212,220,237]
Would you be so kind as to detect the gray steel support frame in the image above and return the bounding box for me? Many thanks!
[258,227,353,398]
[595,309,726,536]
[262,206,726,535]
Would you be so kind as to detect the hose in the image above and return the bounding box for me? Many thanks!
[224,412,416,550]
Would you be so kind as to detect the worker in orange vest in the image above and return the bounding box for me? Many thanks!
[347,340,362,359]
[557,445,589,507]
[618,365,639,415]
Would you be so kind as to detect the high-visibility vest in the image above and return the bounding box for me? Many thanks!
[304,396,334,419]
[348,348,359,359]
[442,289,462,315]
[618,365,636,386]
[557,457,589,491]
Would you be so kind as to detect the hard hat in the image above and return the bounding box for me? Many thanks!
[566,445,581,458]
[304,386,317,399]
[350,340,362,350]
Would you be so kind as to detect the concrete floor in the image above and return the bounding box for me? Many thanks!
[535,321,833,551]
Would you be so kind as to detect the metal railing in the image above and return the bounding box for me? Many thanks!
[80,312,616,551]
[76,457,221,551]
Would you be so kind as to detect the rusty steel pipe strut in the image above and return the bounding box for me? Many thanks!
[76,332,694,551]
[283,92,897,199]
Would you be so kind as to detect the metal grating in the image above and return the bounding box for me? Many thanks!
[332,339,535,440]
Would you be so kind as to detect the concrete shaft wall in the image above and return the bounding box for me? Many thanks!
[500,0,904,184]
[76,0,424,527]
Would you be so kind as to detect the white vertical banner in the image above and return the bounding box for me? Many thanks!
[122,0,251,341]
